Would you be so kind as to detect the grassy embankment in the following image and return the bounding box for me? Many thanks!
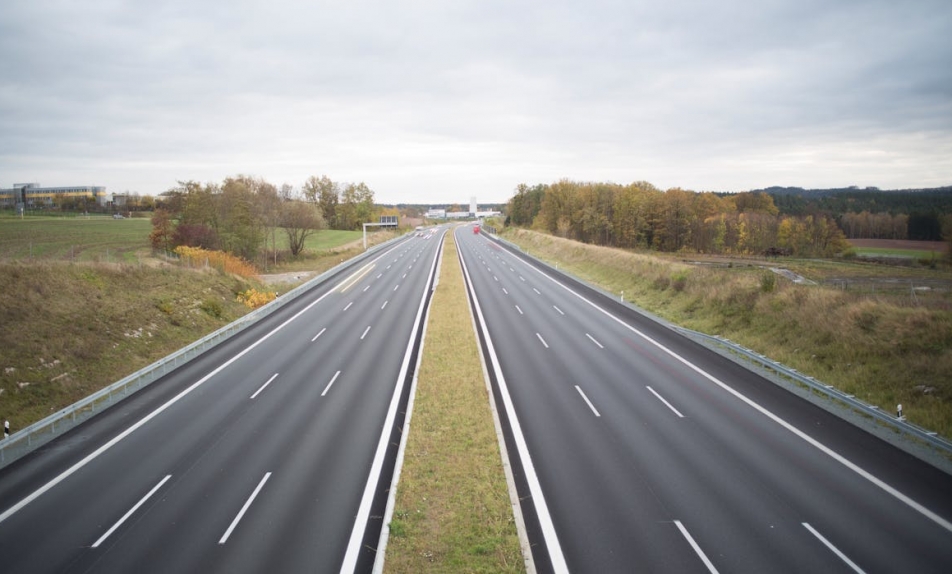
[502,228,952,439]
[0,214,378,430]
[384,232,523,573]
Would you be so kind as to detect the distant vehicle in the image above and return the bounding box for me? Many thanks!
[112,214,124,219]
[473,224,480,234]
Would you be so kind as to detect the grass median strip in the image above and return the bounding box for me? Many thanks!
[385,232,523,573]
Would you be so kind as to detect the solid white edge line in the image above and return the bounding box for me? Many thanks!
[646,385,685,418]
[458,233,568,572]
[575,386,601,417]
[250,373,279,400]
[585,333,604,349]
[219,472,272,544]
[311,327,327,342]
[372,235,443,573]
[456,230,537,574]
[803,522,867,573]
[92,474,171,548]
[522,247,952,535]
[340,229,446,572]
[674,520,720,573]
[536,333,549,349]
[321,370,341,397]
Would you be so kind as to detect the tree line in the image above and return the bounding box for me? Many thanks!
[507,180,850,257]
[149,174,378,264]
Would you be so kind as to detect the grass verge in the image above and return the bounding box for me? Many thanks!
[384,232,523,573]
[502,228,952,440]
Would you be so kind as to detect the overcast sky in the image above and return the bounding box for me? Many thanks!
[2,0,950,204]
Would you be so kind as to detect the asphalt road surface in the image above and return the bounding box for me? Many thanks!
[0,229,444,573]
[456,225,952,573]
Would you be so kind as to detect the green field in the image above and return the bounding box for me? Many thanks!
[852,246,943,260]
[0,214,153,263]
[0,213,371,269]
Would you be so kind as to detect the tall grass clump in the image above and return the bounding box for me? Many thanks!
[174,246,258,278]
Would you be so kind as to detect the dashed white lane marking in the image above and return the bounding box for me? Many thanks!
[585,333,604,349]
[515,305,524,315]
[803,523,866,573]
[647,386,685,418]
[311,327,326,342]
[93,475,172,548]
[381,300,388,310]
[533,288,541,295]
[361,326,372,340]
[343,302,353,311]
[536,333,549,349]
[675,520,719,573]
[250,373,279,399]
[322,370,342,397]
[575,386,601,417]
[553,306,564,315]
[219,472,272,544]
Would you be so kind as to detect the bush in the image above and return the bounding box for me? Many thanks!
[760,272,777,293]
[236,288,276,309]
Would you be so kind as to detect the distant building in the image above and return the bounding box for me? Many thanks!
[0,183,107,208]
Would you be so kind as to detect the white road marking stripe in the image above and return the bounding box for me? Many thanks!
[311,327,326,342]
[338,263,376,293]
[533,288,541,295]
[553,305,564,315]
[519,276,525,281]
[494,276,499,281]
[250,373,279,399]
[455,234,567,572]
[647,386,684,418]
[586,333,604,349]
[321,370,341,397]
[393,284,400,291]
[536,333,549,348]
[675,520,719,573]
[361,326,371,340]
[92,475,171,548]
[502,288,509,295]
[515,305,523,315]
[381,300,388,310]
[363,285,370,292]
[343,301,353,311]
[575,386,601,417]
[219,472,272,544]
[377,273,382,279]
[803,523,866,573]
[403,273,407,279]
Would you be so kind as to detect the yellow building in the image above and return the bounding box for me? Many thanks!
[0,183,107,208]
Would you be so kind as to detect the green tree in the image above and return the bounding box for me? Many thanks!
[283,200,324,256]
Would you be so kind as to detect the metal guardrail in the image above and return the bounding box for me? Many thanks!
[0,233,409,469]
[486,230,952,458]
[674,327,952,455]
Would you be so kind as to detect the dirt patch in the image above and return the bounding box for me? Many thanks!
[259,271,316,285]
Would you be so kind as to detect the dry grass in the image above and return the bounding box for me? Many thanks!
[504,228,952,439]
[384,232,523,573]
[0,261,258,430]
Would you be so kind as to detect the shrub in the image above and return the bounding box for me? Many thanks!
[236,288,276,309]
[760,272,776,293]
